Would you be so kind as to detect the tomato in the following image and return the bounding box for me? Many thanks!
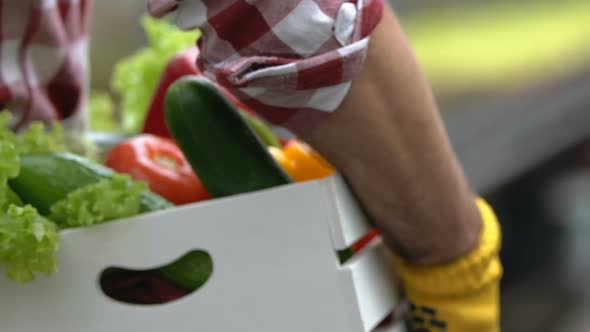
[106,134,211,205]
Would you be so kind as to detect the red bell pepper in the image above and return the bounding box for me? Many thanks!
[142,47,256,139]
[105,134,211,205]
[142,48,200,138]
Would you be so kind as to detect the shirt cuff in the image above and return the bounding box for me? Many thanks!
[149,0,384,135]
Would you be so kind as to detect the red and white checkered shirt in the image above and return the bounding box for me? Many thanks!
[149,0,383,134]
[0,0,382,134]
[0,0,92,131]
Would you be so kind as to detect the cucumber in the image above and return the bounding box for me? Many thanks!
[164,77,354,264]
[164,76,292,198]
[8,152,172,215]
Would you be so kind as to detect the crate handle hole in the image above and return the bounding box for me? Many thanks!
[99,249,213,306]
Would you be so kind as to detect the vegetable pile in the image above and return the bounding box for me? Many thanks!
[0,77,340,292]
[0,16,379,307]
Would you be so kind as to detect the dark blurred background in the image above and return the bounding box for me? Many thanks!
[89,1,590,330]
[396,1,590,330]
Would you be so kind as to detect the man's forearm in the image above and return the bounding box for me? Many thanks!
[302,5,481,265]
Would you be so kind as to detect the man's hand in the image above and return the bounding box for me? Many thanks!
[302,5,482,265]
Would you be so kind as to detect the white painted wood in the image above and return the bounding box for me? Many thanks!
[0,175,403,332]
[322,174,374,250]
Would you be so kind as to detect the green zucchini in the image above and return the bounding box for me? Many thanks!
[8,152,172,215]
[164,76,292,198]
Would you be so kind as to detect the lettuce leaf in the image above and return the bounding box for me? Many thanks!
[49,175,149,229]
[0,112,64,283]
[110,16,200,133]
[0,112,66,156]
[0,205,59,283]
[0,117,23,212]
[89,91,120,133]
[17,122,66,155]
[0,140,20,182]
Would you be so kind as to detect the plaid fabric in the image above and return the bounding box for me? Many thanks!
[149,0,384,134]
[0,0,92,131]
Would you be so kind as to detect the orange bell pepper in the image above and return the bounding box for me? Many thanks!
[105,134,211,205]
[269,140,335,182]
